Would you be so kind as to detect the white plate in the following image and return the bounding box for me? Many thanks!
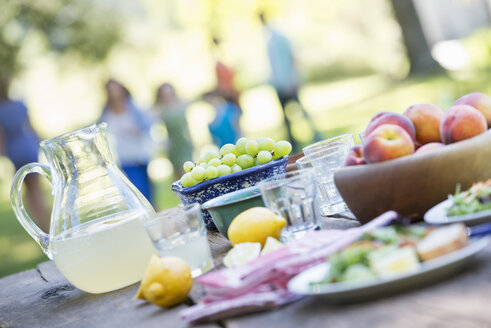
[287,236,490,302]
[424,199,491,226]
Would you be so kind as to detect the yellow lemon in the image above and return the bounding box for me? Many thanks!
[136,255,193,307]
[227,207,287,247]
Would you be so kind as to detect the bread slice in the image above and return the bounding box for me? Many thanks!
[417,223,468,261]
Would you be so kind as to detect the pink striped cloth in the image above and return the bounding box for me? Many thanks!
[180,211,398,324]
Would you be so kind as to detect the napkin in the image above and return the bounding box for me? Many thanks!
[180,211,398,324]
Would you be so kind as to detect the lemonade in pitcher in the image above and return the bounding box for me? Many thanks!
[50,210,156,294]
[10,124,160,293]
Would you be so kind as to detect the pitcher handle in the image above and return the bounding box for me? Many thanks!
[10,163,53,258]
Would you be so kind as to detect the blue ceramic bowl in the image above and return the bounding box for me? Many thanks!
[202,186,265,238]
[171,156,288,230]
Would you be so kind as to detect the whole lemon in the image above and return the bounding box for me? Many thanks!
[227,207,287,247]
[136,255,193,307]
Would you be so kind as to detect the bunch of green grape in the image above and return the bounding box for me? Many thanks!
[180,137,292,187]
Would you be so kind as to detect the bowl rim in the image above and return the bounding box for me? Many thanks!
[201,186,262,210]
[334,128,491,222]
[171,155,288,193]
[335,129,491,175]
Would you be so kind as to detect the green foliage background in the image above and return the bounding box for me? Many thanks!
[0,0,123,77]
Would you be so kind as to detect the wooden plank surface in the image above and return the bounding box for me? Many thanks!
[0,259,218,328]
[0,214,359,328]
[0,231,231,328]
[224,245,491,328]
[3,213,490,328]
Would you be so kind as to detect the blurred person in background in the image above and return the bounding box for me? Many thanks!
[99,79,155,204]
[203,91,242,147]
[154,83,194,180]
[0,76,49,232]
[259,13,320,152]
[212,37,241,107]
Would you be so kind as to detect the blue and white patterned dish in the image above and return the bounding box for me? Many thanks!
[171,156,288,230]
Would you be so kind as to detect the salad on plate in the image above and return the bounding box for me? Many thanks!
[311,223,469,286]
[447,179,491,217]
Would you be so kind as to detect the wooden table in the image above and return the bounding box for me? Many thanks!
[1,216,490,328]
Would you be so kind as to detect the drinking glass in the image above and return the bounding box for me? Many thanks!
[309,148,349,215]
[295,155,312,169]
[143,203,214,277]
[302,133,355,158]
[259,168,319,243]
[303,134,355,216]
[358,132,366,145]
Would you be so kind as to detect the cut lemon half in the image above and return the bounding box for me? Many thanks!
[260,237,284,256]
[223,242,261,268]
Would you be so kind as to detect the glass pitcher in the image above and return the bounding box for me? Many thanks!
[10,123,157,294]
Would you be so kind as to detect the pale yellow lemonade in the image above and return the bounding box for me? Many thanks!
[50,210,157,294]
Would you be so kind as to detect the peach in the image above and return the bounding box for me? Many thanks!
[403,103,443,146]
[363,124,415,163]
[414,142,445,154]
[344,145,366,166]
[365,112,416,142]
[440,105,487,144]
[454,92,491,127]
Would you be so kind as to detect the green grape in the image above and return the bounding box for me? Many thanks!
[274,140,292,157]
[181,173,197,187]
[257,150,273,164]
[183,161,195,173]
[235,137,248,155]
[222,153,236,166]
[254,158,261,166]
[191,166,206,181]
[203,150,219,162]
[206,166,218,179]
[237,154,254,169]
[231,164,242,173]
[257,137,275,152]
[220,143,237,156]
[217,164,231,176]
[245,140,259,156]
[256,136,267,145]
[199,162,209,169]
[208,158,222,167]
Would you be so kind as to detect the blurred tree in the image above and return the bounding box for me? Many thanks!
[390,0,444,75]
[0,0,123,78]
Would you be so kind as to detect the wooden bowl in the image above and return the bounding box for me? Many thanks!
[334,129,491,224]
[285,152,305,172]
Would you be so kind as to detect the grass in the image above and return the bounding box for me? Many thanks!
[2,65,491,278]
[0,200,48,277]
[303,71,491,140]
